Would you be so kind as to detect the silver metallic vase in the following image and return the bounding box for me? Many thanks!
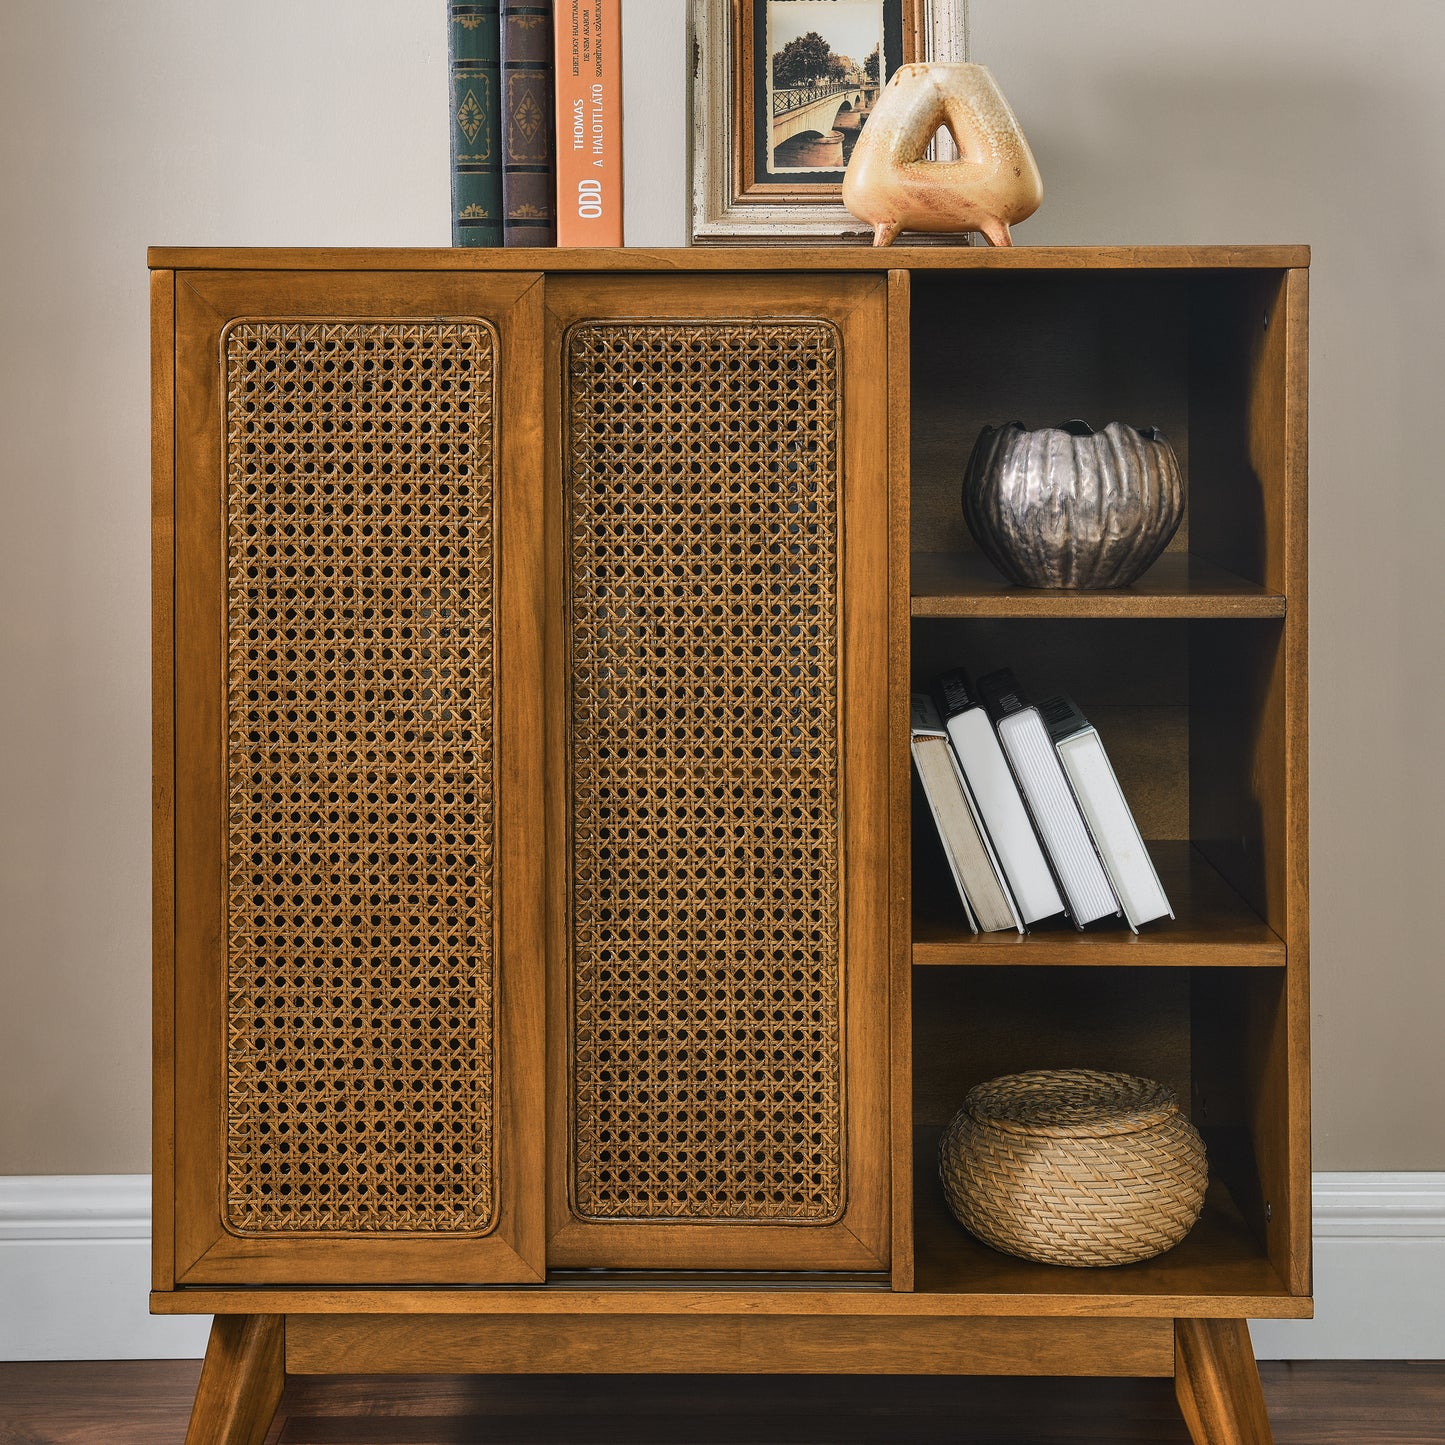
[963,420,1184,589]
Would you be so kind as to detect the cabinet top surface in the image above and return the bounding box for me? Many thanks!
[147,244,1309,272]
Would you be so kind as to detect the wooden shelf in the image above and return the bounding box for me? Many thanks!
[910,553,1285,619]
[912,1128,1297,1310]
[912,842,1285,967]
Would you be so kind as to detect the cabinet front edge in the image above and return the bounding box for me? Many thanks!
[148,245,1311,273]
[151,1289,1314,1320]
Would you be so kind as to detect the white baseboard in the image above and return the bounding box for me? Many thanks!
[1250,1172,1445,1359]
[0,1177,211,1361]
[2,1173,1442,1362]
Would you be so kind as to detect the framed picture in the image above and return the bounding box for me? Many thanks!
[691,0,968,242]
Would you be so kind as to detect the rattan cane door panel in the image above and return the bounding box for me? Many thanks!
[545,276,892,1271]
[169,271,545,1285]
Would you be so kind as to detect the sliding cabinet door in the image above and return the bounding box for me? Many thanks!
[546,275,891,1270]
[164,269,544,1284]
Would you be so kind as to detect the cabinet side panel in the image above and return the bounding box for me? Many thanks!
[174,275,227,1280]
[152,269,177,1290]
[1280,265,1310,1295]
[1188,270,1292,594]
[1191,271,1301,945]
[887,270,914,1292]
[1189,266,1309,1300]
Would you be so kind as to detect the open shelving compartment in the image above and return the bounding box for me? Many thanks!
[911,964,1302,1312]
[899,259,1309,1316]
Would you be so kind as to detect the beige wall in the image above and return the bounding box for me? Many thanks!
[1,0,1440,1174]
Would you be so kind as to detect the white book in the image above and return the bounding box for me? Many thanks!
[1042,695,1174,931]
[979,672,1121,930]
[933,672,1065,926]
[910,695,1023,935]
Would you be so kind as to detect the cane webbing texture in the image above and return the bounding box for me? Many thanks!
[223,318,499,1235]
[565,318,846,1225]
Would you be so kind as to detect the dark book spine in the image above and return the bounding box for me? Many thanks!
[450,2,503,247]
[932,666,979,723]
[976,668,1031,726]
[500,1,557,246]
[1038,693,1091,745]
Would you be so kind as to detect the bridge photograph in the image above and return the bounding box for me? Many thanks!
[764,0,888,175]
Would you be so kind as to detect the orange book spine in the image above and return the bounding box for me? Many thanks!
[554,0,623,245]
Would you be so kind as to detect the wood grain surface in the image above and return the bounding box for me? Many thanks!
[539,274,892,1274]
[912,842,1286,967]
[1175,1317,1274,1444]
[148,1283,1311,1320]
[283,1314,1171,1377]
[2,1360,1441,1444]
[150,267,176,1294]
[147,245,1311,272]
[166,270,548,1289]
[147,251,1314,1424]
[886,268,915,1292]
[909,553,1286,619]
[183,1316,283,1445]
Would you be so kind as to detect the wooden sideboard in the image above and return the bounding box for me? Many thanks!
[150,245,1309,1444]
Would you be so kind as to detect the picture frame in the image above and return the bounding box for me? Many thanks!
[691,0,969,243]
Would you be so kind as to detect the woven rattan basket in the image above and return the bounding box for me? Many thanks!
[938,1069,1208,1267]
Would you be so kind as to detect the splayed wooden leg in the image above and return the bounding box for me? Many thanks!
[183,1315,284,1445]
[1175,1318,1273,1444]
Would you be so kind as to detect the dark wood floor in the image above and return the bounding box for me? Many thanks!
[2,1361,1443,1444]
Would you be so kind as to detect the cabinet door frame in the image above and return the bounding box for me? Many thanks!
[543,273,892,1271]
[162,269,545,1285]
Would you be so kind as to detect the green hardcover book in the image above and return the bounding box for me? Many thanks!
[449,2,502,246]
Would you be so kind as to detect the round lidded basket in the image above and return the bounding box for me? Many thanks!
[939,1069,1207,1267]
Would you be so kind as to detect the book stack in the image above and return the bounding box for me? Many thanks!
[448,1,623,247]
[912,669,1173,934]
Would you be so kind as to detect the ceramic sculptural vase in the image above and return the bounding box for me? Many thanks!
[841,63,1042,247]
